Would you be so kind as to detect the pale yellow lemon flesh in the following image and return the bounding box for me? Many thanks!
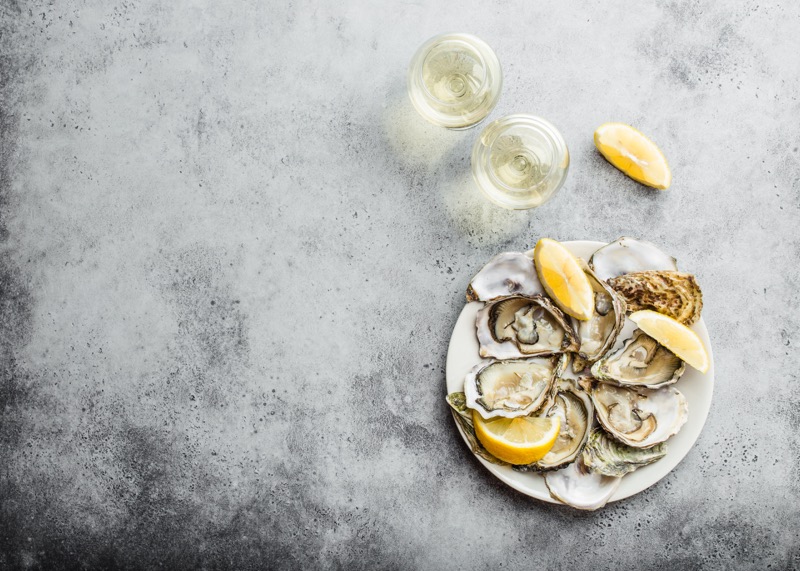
[534,238,594,321]
[473,410,561,465]
[630,310,710,373]
[594,122,671,189]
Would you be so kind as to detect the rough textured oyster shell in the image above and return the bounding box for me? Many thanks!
[589,237,678,282]
[584,380,688,448]
[464,356,566,419]
[582,428,667,477]
[445,392,510,467]
[523,378,594,472]
[476,295,579,360]
[591,329,685,389]
[544,456,621,511]
[466,252,543,302]
[608,270,703,326]
[572,260,626,371]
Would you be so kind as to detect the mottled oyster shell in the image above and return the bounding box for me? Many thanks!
[464,355,566,419]
[466,252,543,302]
[591,329,685,389]
[582,429,667,477]
[544,456,621,511]
[446,392,510,467]
[476,295,579,360]
[608,270,703,326]
[572,260,626,372]
[518,378,594,472]
[584,380,688,449]
[589,237,677,282]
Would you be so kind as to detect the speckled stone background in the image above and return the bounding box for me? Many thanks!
[1,0,799,569]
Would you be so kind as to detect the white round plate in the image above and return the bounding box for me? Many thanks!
[445,240,715,505]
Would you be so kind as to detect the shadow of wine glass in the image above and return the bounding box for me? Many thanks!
[381,84,531,249]
[382,89,464,169]
[437,165,530,248]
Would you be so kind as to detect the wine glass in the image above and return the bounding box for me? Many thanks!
[407,33,502,130]
[471,114,570,209]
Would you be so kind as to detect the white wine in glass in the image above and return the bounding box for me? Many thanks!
[407,33,502,130]
[472,114,570,209]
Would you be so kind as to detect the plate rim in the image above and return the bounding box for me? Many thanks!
[445,239,715,506]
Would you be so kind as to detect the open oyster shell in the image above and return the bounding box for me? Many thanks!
[517,378,594,472]
[582,428,667,477]
[544,456,621,511]
[572,261,626,372]
[466,252,544,302]
[591,329,685,389]
[465,355,567,420]
[583,380,688,449]
[445,392,510,467]
[608,270,703,326]
[476,295,579,360]
[589,237,678,282]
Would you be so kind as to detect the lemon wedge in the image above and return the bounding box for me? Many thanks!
[533,238,594,321]
[473,411,561,465]
[630,310,709,373]
[594,123,671,189]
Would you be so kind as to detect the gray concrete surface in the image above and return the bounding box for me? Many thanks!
[1,0,799,568]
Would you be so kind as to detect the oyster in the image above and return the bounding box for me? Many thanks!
[466,252,543,302]
[582,429,667,477]
[585,380,688,448]
[446,392,510,466]
[544,456,621,511]
[518,378,594,472]
[476,295,579,360]
[572,261,626,372]
[608,270,703,326]
[589,237,678,282]
[464,356,566,419]
[591,329,685,389]
[530,353,572,415]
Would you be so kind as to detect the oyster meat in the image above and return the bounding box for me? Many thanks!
[466,252,543,302]
[585,380,688,448]
[608,270,703,326]
[591,329,685,389]
[529,379,594,471]
[582,429,667,477]
[589,237,678,282]
[464,356,566,419]
[477,295,579,360]
[544,456,621,511]
[572,261,626,372]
